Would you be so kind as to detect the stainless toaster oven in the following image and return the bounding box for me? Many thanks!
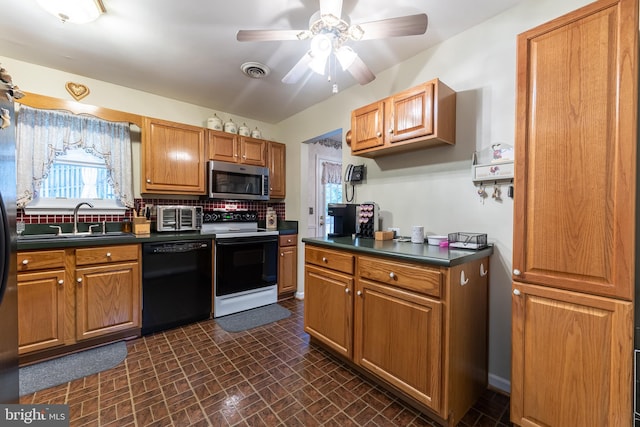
[155,206,203,232]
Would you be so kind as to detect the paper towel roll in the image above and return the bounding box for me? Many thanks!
[411,226,424,243]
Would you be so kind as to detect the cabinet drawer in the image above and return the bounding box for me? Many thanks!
[305,246,354,274]
[358,255,441,298]
[75,244,139,266]
[17,250,65,271]
[279,234,297,247]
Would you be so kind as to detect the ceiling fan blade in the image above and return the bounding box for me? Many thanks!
[320,0,343,20]
[355,13,428,40]
[345,54,376,85]
[282,52,313,84]
[237,29,304,42]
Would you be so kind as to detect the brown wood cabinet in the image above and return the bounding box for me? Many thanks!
[350,78,456,158]
[75,245,141,341]
[16,244,141,361]
[511,0,638,425]
[17,250,66,354]
[304,243,489,425]
[304,246,355,359]
[207,129,266,166]
[277,234,297,297]
[268,141,286,199]
[142,117,206,194]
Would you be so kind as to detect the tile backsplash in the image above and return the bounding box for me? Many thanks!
[17,198,286,224]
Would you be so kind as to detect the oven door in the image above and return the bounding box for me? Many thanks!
[214,235,277,296]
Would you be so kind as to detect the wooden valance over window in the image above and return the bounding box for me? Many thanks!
[16,92,143,127]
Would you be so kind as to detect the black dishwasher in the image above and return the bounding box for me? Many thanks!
[142,240,212,335]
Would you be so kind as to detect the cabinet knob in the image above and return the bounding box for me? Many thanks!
[287,239,292,243]
[58,279,64,285]
[389,272,395,279]
[513,269,521,276]
[146,178,151,183]
[388,128,394,134]
[357,290,362,296]
[280,252,284,257]
[345,288,350,294]
[322,257,328,263]
[480,263,488,277]
[513,289,521,296]
[77,278,83,283]
[106,252,112,257]
[242,155,246,159]
[21,259,28,265]
[376,132,382,137]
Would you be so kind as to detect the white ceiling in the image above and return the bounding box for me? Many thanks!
[0,0,523,124]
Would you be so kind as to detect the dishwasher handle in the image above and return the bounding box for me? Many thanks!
[143,240,210,254]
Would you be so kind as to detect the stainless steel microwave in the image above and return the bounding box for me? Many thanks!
[156,205,203,232]
[208,161,270,201]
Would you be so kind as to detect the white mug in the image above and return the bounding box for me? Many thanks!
[411,226,424,244]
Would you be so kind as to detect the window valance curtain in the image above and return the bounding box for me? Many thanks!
[321,161,342,184]
[16,105,134,208]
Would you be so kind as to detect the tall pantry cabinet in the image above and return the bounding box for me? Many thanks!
[511,0,638,426]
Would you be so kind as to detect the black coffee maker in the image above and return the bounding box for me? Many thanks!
[327,203,358,237]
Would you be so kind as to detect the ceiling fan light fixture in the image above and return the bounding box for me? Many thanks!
[348,25,365,41]
[36,0,105,23]
[297,30,312,40]
[310,34,332,57]
[309,53,329,75]
[335,46,357,70]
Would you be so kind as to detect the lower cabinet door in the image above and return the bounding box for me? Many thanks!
[304,264,353,358]
[76,262,140,340]
[17,270,66,354]
[511,282,633,427]
[354,279,442,413]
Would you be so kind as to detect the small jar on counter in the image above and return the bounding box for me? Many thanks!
[266,208,277,230]
[121,219,132,233]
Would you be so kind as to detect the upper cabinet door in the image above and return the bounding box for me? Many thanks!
[386,82,434,143]
[142,118,206,195]
[512,0,638,300]
[239,136,266,166]
[207,129,238,163]
[351,100,385,152]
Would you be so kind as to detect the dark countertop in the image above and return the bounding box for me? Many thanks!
[17,221,299,251]
[302,236,493,267]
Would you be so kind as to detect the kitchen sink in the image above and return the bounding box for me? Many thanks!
[19,231,133,241]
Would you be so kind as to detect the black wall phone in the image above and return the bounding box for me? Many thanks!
[345,164,364,183]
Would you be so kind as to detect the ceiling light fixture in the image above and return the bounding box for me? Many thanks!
[36,0,106,24]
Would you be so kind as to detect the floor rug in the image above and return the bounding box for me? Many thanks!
[216,303,291,332]
[19,341,127,396]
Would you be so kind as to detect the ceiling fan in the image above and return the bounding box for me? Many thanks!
[236,0,428,87]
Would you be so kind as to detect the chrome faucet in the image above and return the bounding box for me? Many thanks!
[73,202,94,234]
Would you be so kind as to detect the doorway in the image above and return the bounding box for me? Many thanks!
[304,130,343,238]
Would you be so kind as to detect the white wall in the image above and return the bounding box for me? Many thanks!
[277,0,592,392]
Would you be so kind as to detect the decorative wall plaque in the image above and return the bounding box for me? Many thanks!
[65,82,90,101]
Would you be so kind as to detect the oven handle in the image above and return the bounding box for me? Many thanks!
[215,236,278,246]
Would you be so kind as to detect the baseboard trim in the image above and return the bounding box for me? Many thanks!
[488,373,510,394]
[295,291,304,300]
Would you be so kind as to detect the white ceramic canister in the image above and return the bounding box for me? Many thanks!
[207,114,223,131]
[224,118,237,134]
[251,127,262,138]
[411,226,425,244]
[238,122,250,136]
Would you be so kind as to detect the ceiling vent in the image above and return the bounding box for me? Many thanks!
[241,62,270,79]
